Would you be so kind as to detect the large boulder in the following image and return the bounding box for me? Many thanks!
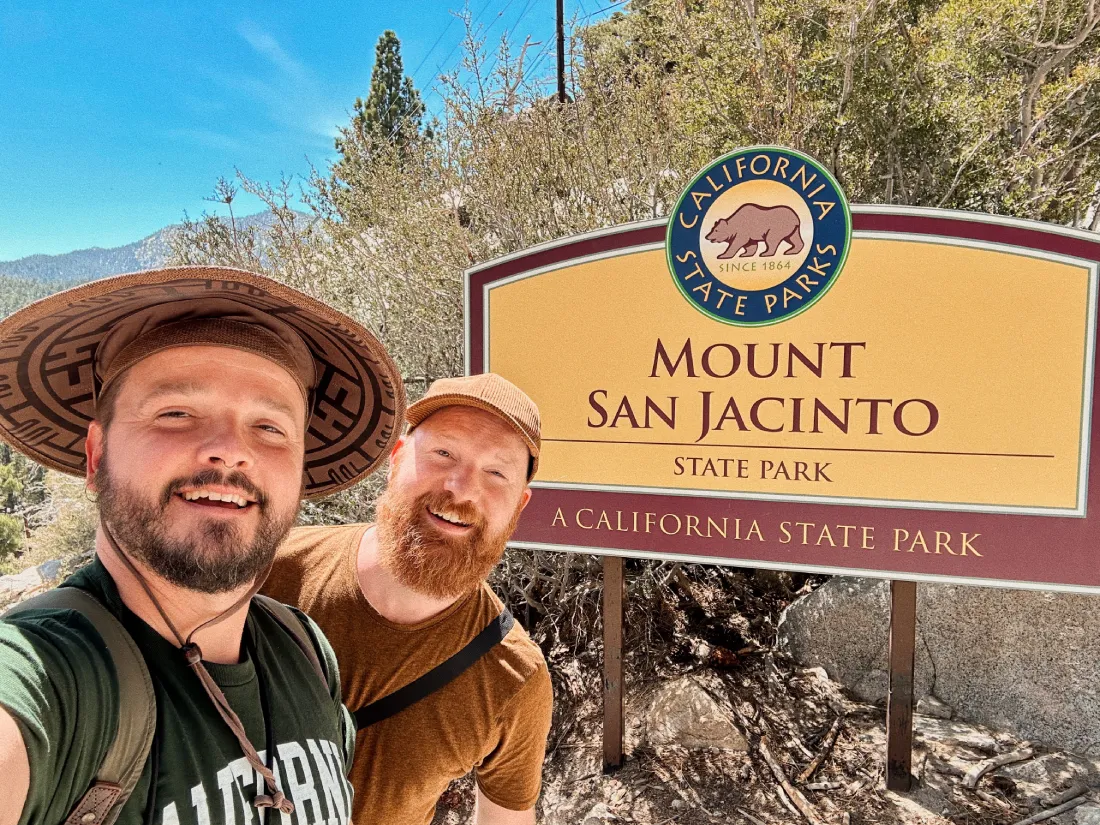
[778,578,1100,754]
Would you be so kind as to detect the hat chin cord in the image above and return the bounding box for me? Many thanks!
[101,520,295,815]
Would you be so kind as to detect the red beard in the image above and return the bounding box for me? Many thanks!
[375,487,521,599]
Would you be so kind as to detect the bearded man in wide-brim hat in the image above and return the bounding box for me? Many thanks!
[0,266,404,825]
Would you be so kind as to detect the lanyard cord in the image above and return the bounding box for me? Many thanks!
[101,520,294,814]
[245,628,279,815]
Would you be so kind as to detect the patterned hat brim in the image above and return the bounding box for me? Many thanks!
[0,266,405,499]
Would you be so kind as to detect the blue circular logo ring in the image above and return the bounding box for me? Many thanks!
[666,146,851,326]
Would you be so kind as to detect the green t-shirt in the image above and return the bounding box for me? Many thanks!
[0,558,356,825]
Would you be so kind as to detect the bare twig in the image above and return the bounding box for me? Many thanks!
[1041,782,1088,808]
[1011,796,1087,825]
[759,738,828,825]
[736,807,768,825]
[964,747,1035,789]
[797,718,843,783]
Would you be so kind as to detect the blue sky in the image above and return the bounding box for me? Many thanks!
[0,0,611,261]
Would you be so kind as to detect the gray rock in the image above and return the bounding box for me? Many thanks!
[917,695,954,720]
[582,802,615,824]
[1075,804,1100,825]
[642,675,748,751]
[778,577,1100,754]
[0,562,54,605]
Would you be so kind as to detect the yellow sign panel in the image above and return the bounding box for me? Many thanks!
[486,236,1095,515]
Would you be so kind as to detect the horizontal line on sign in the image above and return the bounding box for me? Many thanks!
[543,437,1055,459]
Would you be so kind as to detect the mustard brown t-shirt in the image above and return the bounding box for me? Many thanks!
[262,524,553,825]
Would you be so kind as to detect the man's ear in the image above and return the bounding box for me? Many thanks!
[518,487,532,512]
[387,434,409,483]
[85,421,104,492]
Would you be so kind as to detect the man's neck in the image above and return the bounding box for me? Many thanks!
[356,526,464,625]
[95,529,253,665]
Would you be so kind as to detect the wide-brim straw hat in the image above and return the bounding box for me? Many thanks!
[0,265,405,499]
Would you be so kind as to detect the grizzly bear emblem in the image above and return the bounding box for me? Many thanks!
[705,203,804,259]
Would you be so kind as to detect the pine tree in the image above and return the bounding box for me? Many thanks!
[336,30,427,159]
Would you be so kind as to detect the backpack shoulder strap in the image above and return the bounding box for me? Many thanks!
[354,607,515,731]
[253,594,329,691]
[5,587,156,825]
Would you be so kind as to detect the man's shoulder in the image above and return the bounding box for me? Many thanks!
[1,595,115,668]
[265,523,368,606]
[0,590,120,787]
[474,583,550,698]
[2,569,121,674]
[277,523,370,561]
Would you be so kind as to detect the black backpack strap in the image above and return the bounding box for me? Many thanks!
[253,594,329,691]
[355,607,514,730]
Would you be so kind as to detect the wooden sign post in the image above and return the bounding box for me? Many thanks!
[602,556,625,772]
[465,146,1100,786]
[886,581,917,791]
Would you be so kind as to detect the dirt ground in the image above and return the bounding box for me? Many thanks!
[434,649,1100,824]
[432,567,1100,825]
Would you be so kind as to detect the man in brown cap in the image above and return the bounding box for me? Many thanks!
[0,266,404,825]
[264,373,553,825]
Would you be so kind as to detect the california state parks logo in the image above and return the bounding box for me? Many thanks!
[666,146,851,326]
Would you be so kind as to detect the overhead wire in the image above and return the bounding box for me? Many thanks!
[379,0,630,143]
[481,0,544,84]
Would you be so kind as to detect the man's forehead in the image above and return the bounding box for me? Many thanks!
[415,407,528,459]
[121,347,307,417]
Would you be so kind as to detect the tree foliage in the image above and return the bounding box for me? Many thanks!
[154,0,1100,637]
[335,31,428,164]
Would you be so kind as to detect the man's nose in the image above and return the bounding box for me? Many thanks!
[199,422,255,470]
[442,460,479,499]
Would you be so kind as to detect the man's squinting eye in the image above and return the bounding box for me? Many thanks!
[258,424,285,435]
[158,410,190,419]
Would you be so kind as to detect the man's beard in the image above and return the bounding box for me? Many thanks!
[375,486,522,600]
[95,454,298,594]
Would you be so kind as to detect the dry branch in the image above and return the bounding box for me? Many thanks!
[758,738,828,825]
[1011,796,1087,825]
[797,718,843,783]
[964,747,1035,789]
[736,807,768,825]
[1041,782,1088,808]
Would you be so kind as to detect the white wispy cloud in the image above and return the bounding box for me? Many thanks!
[217,20,346,147]
[237,20,308,84]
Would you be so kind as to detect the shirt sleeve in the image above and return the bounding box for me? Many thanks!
[474,661,554,811]
[0,609,117,825]
[292,608,357,774]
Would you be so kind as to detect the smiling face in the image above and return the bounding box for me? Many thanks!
[374,405,532,599]
[85,345,308,594]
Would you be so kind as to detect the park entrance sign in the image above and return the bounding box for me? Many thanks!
[466,146,1100,789]
[466,146,1100,595]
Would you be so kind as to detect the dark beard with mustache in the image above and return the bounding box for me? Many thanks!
[94,453,298,594]
[375,486,522,600]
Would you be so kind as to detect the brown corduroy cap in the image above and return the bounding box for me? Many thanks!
[406,373,541,478]
[0,266,406,499]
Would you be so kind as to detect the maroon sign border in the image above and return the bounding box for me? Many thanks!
[466,207,1100,593]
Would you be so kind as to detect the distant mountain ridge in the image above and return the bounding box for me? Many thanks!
[0,211,286,283]
[0,211,304,320]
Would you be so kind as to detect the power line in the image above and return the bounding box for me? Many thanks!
[479,0,524,45]
[481,0,544,83]
[580,0,627,21]
[408,16,459,88]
